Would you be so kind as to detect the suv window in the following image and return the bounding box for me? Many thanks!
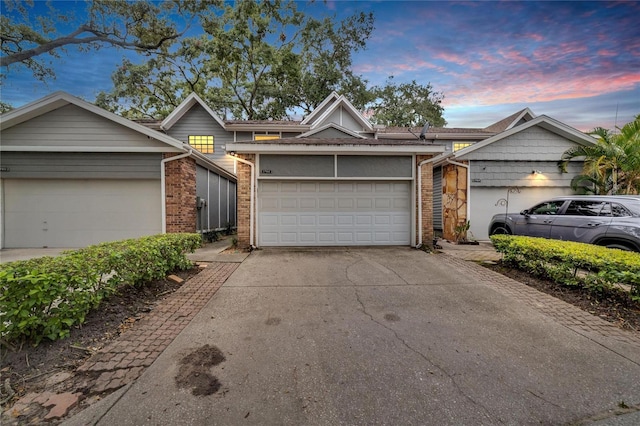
[529,201,564,215]
[612,203,632,217]
[563,200,605,216]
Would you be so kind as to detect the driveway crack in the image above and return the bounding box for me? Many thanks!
[353,287,499,423]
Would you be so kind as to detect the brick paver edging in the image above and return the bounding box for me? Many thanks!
[439,253,640,349]
[76,262,239,394]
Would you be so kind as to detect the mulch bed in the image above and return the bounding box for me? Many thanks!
[0,267,201,402]
[482,261,640,332]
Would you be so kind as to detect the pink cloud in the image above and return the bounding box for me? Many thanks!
[444,73,640,107]
[433,52,469,66]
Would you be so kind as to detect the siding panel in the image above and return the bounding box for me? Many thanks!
[165,104,235,173]
[0,152,161,179]
[1,105,173,150]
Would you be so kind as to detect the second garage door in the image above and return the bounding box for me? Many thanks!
[3,179,162,248]
[258,181,411,246]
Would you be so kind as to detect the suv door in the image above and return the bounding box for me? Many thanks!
[512,200,566,237]
[548,200,612,243]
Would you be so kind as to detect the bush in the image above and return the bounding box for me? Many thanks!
[490,235,640,301]
[0,233,202,345]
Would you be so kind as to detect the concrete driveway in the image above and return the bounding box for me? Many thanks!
[66,247,640,425]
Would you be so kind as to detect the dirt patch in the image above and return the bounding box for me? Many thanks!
[482,261,640,332]
[175,345,226,396]
[0,267,201,406]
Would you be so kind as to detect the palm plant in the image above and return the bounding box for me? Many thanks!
[558,116,640,195]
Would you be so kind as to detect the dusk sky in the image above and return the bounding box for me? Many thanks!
[1,1,639,131]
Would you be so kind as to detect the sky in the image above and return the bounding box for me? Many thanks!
[1,0,639,132]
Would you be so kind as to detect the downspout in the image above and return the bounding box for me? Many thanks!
[445,158,471,234]
[417,156,438,248]
[232,155,256,248]
[161,149,193,234]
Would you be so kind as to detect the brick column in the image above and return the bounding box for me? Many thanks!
[236,154,255,249]
[416,155,434,249]
[164,153,197,233]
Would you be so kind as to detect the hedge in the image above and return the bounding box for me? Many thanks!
[490,235,640,301]
[0,233,202,345]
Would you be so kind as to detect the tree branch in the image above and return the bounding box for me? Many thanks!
[1,24,179,67]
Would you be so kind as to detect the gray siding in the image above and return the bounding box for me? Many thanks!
[235,131,252,142]
[458,126,583,161]
[469,160,583,187]
[195,164,237,231]
[1,104,173,150]
[260,155,334,177]
[166,104,235,173]
[433,166,443,230]
[282,132,301,138]
[338,156,412,178]
[317,107,363,132]
[0,152,161,179]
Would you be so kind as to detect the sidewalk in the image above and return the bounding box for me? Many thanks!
[435,239,502,262]
[2,249,243,424]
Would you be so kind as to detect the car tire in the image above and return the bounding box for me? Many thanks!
[604,242,635,251]
[490,225,511,235]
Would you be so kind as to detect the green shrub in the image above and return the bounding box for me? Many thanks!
[490,235,640,300]
[0,233,202,345]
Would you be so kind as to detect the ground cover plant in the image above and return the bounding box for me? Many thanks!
[0,233,202,346]
[490,235,640,301]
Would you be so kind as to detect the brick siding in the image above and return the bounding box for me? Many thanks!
[164,153,197,233]
[236,154,255,248]
[417,155,434,248]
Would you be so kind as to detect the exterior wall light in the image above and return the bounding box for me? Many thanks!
[532,170,542,175]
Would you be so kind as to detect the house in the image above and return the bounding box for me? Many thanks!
[0,92,236,249]
[226,94,448,248]
[1,90,593,250]
[430,112,596,241]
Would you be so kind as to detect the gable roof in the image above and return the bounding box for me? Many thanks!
[300,91,341,125]
[483,108,536,133]
[161,92,226,131]
[0,91,186,151]
[433,114,596,165]
[302,93,374,132]
[0,91,236,180]
[298,123,367,139]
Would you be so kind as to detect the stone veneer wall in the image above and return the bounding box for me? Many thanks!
[164,153,197,233]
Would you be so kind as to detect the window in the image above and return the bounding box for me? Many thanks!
[612,203,631,217]
[254,134,280,141]
[188,135,214,154]
[564,201,605,216]
[530,201,564,215]
[453,142,473,151]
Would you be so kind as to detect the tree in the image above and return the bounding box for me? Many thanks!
[96,0,374,120]
[558,116,640,195]
[0,100,13,113]
[0,0,215,81]
[368,77,446,128]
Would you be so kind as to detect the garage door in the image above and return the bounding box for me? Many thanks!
[3,179,161,248]
[258,181,411,246]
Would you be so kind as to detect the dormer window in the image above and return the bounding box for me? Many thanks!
[188,135,214,153]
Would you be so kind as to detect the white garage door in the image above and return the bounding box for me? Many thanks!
[3,179,162,248]
[258,181,411,246]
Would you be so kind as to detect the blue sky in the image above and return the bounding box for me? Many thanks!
[1,0,639,131]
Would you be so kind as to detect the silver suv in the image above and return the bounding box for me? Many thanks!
[488,195,640,251]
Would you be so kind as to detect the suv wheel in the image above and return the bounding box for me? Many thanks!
[604,242,635,251]
[490,225,511,235]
